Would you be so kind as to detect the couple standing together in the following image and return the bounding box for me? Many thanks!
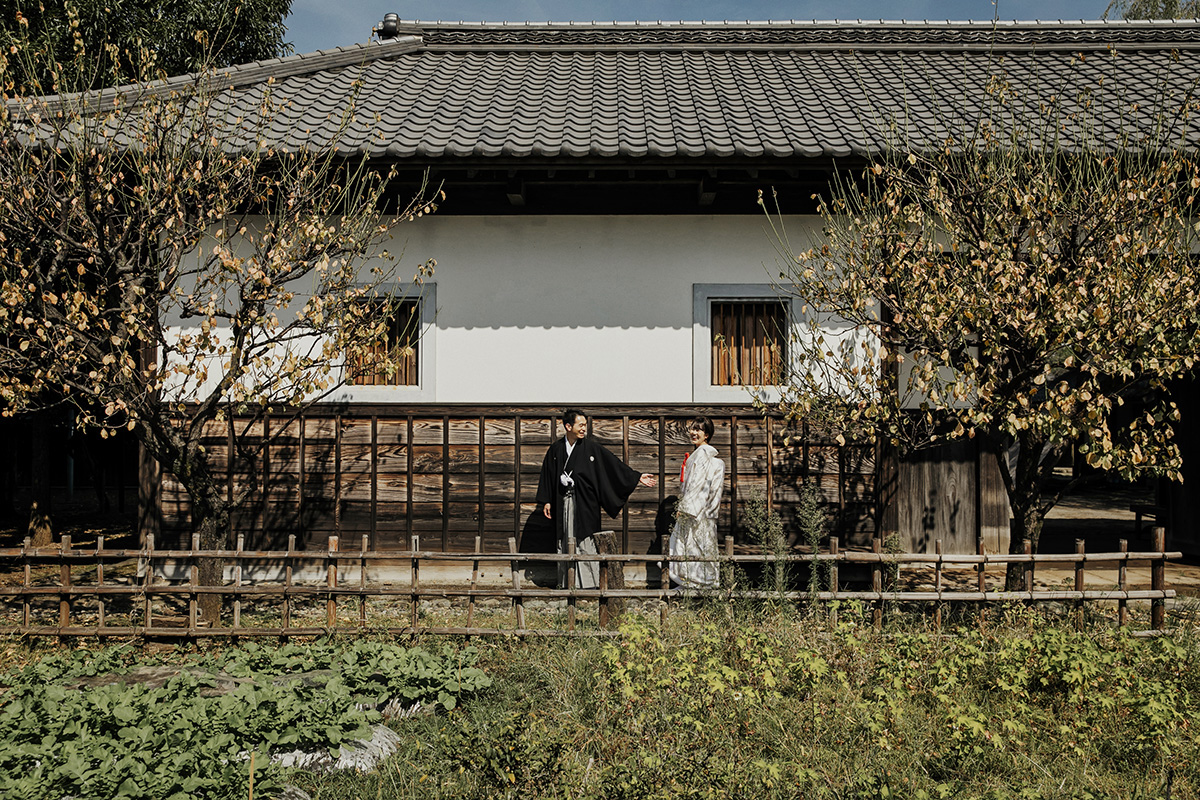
[534,409,725,590]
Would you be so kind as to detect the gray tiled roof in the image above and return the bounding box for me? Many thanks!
[25,21,1200,160]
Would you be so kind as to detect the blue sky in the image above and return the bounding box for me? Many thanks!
[284,1,1116,54]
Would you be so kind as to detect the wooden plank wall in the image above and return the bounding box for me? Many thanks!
[159,406,878,553]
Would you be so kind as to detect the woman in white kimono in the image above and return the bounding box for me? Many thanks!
[669,416,725,589]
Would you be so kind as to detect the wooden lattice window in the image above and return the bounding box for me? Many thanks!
[710,299,787,386]
[350,299,420,386]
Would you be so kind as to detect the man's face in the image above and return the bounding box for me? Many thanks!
[564,416,588,440]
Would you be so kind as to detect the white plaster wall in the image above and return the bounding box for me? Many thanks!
[349,214,821,404]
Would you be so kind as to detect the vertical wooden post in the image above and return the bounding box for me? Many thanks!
[59,534,72,632]
[724,534,734,589]
[188,532,199,633]
[660,534,671,626]
[360,533,369,627]
[1152,526,1166,631]
[934,539,943,632]
[567,534,577,632]
[371,417,378,549]
[508,536,525,631]
[1074,539,1085,630]
[1118,538,1129,628]
[326,535,339,630]
[233,533,244,631]
[143,533,154,632]
[22,537,31,629]
[467,536,481,629]
[411,535,421,631]
[599,550,610,630]
[96,535,106,630]
[622,415,631,552]
[1023,539,1034,594]
[829,536,839,628]
[514,416,523,548]
[406,416,415,542]
[442,415,450,552]
[334,415,342,536]
[478,415,486,544]
[977,540,987,631]
[871,537,882,630]
[283,534,295,632]
[729,416,739,542]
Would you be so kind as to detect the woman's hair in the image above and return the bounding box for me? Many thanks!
[687,415,714,442]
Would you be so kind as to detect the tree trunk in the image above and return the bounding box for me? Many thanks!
[1004,432,1048,591]
[191,491,231,627]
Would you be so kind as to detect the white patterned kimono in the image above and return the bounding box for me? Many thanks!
[669,443,725,589]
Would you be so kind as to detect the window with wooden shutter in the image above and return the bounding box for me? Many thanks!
[710,299,787,386]
[349,298,420,386]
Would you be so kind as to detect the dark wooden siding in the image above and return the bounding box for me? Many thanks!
[158,405,880,553]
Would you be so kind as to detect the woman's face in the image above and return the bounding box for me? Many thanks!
[688,426,707,447]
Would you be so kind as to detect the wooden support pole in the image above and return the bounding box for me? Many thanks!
[360,534,369,627]
[467,536,481,629]
[411,535,421,630]
[188,533,198,633]
[567,534,577,632]
[976,540,987,632]
[95,536,106,630]
[661,534,671,625]
[1023,540,1034,593]
[1152,526,1166,631]
[22,537,30,629]
[59,534,72,632]
[143,533,154,632]
[829,536,839,628]
[283,534,295,632]
[599,550,610,630]
[233,533,244,631]
[1074,538,1085,630]
[872,537,882,629]
[1118,538,1129,628]
[326,535,339,629]
[508,537,525,631]
[934,539,943,632]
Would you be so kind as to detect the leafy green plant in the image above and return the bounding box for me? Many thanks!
[743,488,790,597]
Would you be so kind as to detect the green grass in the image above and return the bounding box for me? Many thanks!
[4,599,1199,799]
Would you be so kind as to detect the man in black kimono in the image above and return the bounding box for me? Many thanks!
[535,408,657,589]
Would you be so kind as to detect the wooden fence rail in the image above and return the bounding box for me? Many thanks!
[0,528,1177,638]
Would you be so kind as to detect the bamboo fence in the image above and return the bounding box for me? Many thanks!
[0,527,1177,638]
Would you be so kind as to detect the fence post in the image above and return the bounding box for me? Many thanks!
[59,534,72,634]
[21,537,30,630]
[360,534,369,628]
[467,536,481,630]
[326,535,339,630]
[828,536,839,628]
[599,548,609,630]
[411,535,421,631]
[233,533,244,631]
[96,536,106,630]
[976,540,986,632]
[283,534,295,633]
[508,537,525,631]
[189,533,199,633]
[143,533,154,633]
[1023,540,1034,594]
[1118,538,1128,628]
[934,539,943,632]
[567,534,577,632]
[660,534,670,626]
[871,538,882,630]
[1074,539,1085,630]
[1152,526,1166,631]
